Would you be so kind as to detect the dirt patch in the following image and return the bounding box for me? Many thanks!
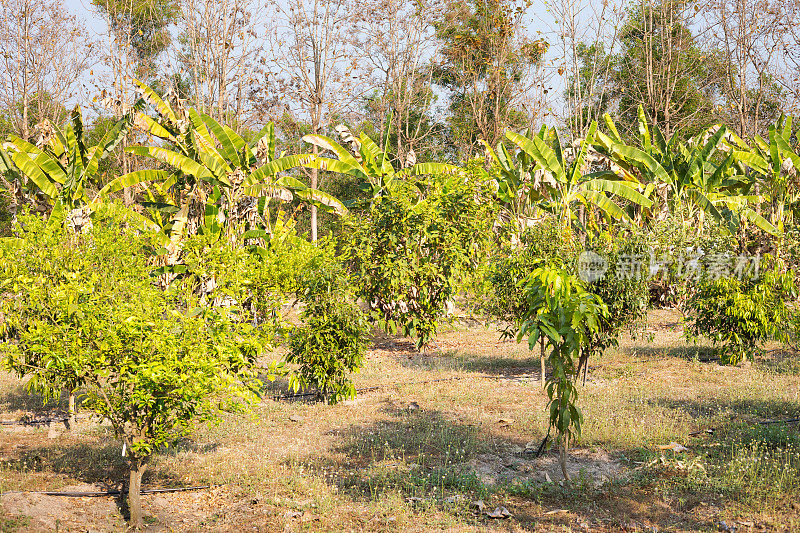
[2,484,126,531]
[1,484,287,532]
[468,446,625,486]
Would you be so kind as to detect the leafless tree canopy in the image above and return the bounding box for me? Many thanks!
[0,0,95,140]
[2,0,800,147]
[178,0,265,128]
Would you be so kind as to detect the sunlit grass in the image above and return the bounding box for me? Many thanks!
[1,310,799,530]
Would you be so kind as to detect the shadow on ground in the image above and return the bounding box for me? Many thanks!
[622,344,718,362]
[2,439,187,490]
[650,396,800,424]
[0,386,76,415]
[299,402,714,531]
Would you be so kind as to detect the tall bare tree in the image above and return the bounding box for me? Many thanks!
[355,0,442,165]
[92,0,179,205]
[548,0,624,139]
[177,0,265,128]
[610,0,724,138]
[709,0,787,138]
[772,0,800,115]
[0,0,94,140]
[267,0,362,241]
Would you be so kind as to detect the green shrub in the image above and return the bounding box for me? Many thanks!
[485,216,580,338]
[287,264,370,404]
[583,231,650,355]
[343,175,492,350]
[180,212,335,335]
[644,216,738,307]
[517,264,608,480]
[685,258,797,364]
[487,221,648,353]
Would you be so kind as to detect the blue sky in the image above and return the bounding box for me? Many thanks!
[65,0,106,34]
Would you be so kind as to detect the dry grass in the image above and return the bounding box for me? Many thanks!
[1,309,800,531]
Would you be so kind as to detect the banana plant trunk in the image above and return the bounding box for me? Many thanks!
[775,200,785,257]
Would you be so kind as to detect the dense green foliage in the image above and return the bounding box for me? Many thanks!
[1,76,799,501]
[287,264,370,404]
[517,264,608,479]
[343,174,492,350]
[686,260,797,364]
[0,211,267,527]
[486,217,580,338]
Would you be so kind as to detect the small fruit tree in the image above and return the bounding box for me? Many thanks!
[343,174,492,350]
[287,263,371,404]
[517,264,608,480]
[486,218,582,382]
[685,258,797,364]
[0,211,266,529]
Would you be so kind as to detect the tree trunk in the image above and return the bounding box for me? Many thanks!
[67,391,76,429]
[539,337,546,388]
[559,434,571,481]
[127,459,146,530]
[311,143,318,242]
[122,138,132,207]
[22,95,29,142]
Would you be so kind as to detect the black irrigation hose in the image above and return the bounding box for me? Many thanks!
[0,486,211,497]
[0,417,69,426]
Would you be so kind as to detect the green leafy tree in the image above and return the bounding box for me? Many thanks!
[91,0,179,79]
[343,174,492,350]
[432,0,548,158]
[517,264,608,480]
[582,234,651,362]
[3,105,138,216]
[730,115,800,254]
[102,80,345,252]
[479,133,548,236]
[0,211,268,528]
[486,217,582,376]
[685,259,796,364]
[287,263,370,404]
[302,125,463,202]
[598,108,777,236]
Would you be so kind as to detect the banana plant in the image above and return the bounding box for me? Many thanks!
[728,115,800,249]
[302,122,463,203]
[479,126,553,232]
[4,105,139,222]
[598,106,777,236]
[0,143,27,216]
[506,121,653,233]
[100,79,346,246]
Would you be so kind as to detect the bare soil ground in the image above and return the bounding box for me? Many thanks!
[2,309,800,532]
